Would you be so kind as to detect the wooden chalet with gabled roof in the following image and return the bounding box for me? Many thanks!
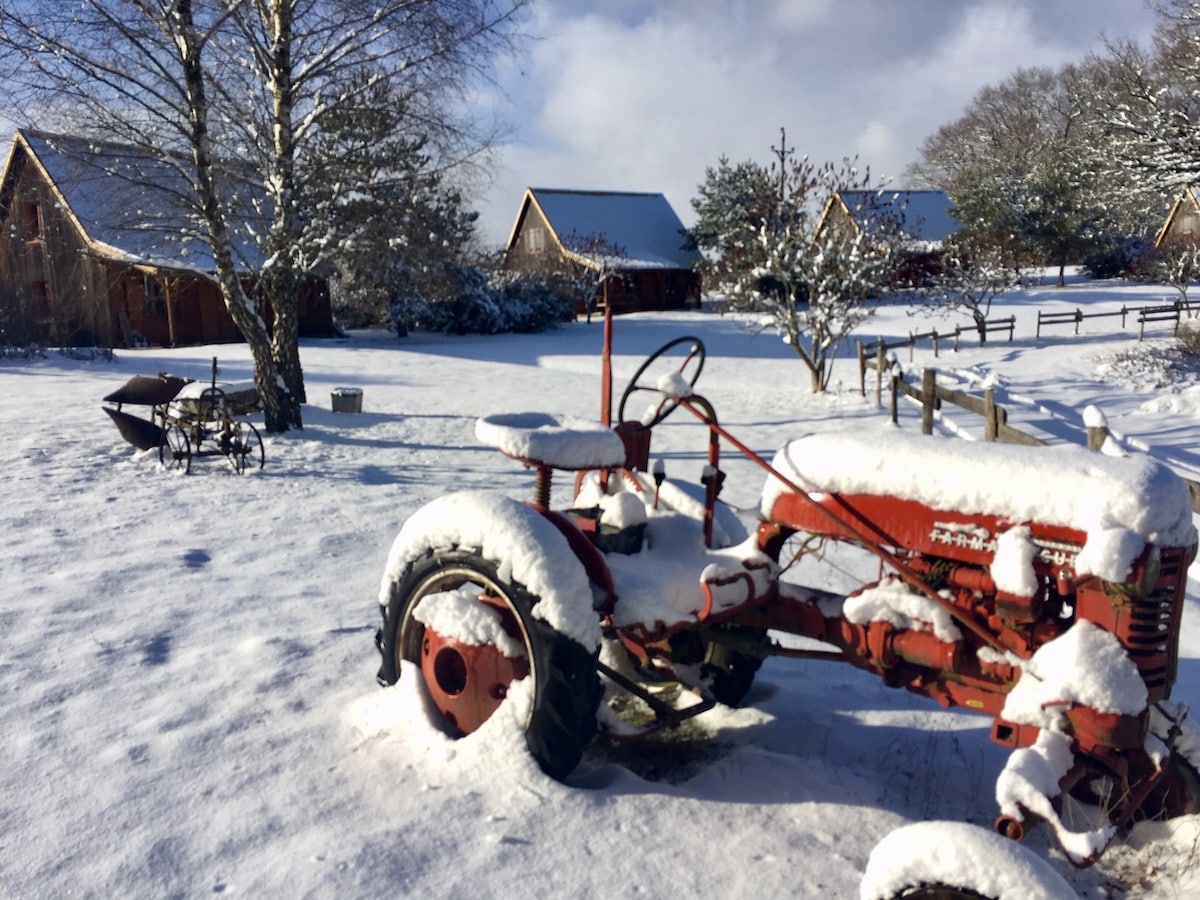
[1155,186,1200,247]
[816,189,960,246]
[503,187,702,314]
[815,188,961,286]
[0,128,332,348]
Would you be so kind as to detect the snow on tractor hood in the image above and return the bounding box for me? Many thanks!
[762,430,1197,583]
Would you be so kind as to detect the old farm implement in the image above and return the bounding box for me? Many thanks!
[374,310,1200,893]
[103,357,264,474]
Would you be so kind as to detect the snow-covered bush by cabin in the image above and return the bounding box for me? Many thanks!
[392,264,573,336]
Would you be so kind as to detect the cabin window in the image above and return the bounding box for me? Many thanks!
[142,276,166,316]
[22,202,42,239]
[524,226,546,254]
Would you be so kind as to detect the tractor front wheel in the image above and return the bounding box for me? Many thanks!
[378,548,602,780]
[1136,752,1200,820]
[861,821,1076,900]
[700,626,768,707]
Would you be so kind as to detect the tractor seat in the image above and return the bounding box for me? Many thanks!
[475,412,628,471]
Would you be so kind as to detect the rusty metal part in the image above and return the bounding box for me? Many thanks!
[102,373,189,407]
[419,609,530,736]
[595,659,715,737]
[102,406,165,451]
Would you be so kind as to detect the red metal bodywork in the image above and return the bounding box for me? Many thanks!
[485,307,1197,861]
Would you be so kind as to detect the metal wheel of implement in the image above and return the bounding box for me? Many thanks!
[227,421,264,474]
[198,386,226,424]
[159,423,192,473]
[378,548,602,780]
[617,335,706,429]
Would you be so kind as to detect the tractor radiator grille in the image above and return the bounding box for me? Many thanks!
[1121,547,1187,702]
[1077,546,1189,704]
[1123,586,1178,698]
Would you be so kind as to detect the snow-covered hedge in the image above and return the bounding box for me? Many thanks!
[392,266,574,336]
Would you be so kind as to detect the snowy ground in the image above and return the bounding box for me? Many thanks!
[5,273,1200,898]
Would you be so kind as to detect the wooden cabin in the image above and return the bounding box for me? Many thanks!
[815,189,961,286]
[1155,186,1200,247]
[0,129,332,347]
[503,188,701,314]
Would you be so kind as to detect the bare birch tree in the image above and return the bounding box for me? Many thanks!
[0,0,528,432]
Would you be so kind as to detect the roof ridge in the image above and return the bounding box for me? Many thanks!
[530,187,665,199]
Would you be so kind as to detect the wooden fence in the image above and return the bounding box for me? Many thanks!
[1035,300,1186,341]
[857,317,1019,396]
[883,366,1200,512]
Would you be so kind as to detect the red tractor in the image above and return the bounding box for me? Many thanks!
[374,318,1200,883]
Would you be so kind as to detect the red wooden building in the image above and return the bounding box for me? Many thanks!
[0,129,332,347]
[503,187,701,314]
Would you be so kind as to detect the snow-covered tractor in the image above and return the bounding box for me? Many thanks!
[374,315,1200,886]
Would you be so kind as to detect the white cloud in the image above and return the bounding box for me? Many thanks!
[474,0,1160,247]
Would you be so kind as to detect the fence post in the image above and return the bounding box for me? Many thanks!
[932,329,939,357]
[1121,305,1128,328]
[1087,424,1109,451]
[1074,308,1082,335]
[857,340,866,397]
[922,368,936,435]
[908,331,915,363]
[876,343,886,407]
[984,388,998,442]
[890,373,899,424]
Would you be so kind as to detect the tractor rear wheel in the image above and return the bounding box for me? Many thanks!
[378,548,602,780]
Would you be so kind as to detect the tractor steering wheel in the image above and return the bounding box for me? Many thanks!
[617,336,707,430]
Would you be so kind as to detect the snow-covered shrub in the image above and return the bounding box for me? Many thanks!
[396,266,574,336]
[1178,321,1200,356]
[495,273,574,332]
[412,265,506,335]
[1129,237,1200,309]
[1085,237,1150,279]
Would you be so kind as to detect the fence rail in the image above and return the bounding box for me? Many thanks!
[1035,300,1187,341]
[886,367,1200,511]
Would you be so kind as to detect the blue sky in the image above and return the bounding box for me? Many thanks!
[473,0,1160,246]
[0,1,1162,248]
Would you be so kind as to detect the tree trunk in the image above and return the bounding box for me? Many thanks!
[269,270,305,425]
[974,310,987,346]
[266,0,305,426]
[176,0,289,433]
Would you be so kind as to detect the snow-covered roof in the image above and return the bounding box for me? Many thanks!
[511,187,702,270]
[835,189,960,244]
[5,129,263,274]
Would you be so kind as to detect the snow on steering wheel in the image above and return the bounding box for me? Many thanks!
[617,336,706,430]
